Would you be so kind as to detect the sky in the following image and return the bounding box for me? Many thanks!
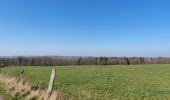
[0,0,170,57]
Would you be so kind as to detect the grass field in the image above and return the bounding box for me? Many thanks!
[1,64,170,99]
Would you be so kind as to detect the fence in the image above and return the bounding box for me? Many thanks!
[0,66,57,97]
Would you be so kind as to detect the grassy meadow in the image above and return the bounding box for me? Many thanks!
[1,64,170,99]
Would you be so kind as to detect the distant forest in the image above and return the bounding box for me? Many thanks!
[0,56,170,66]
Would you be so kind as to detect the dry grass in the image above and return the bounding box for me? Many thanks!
[0,74,61,100]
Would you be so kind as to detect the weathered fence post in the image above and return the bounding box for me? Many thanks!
[47,69,56,96]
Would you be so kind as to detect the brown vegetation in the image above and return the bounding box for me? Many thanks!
[0,74,61,100]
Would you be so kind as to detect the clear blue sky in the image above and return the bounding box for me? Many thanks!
[0,0,170,57]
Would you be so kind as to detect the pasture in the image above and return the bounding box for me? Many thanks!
[1,64,170,99]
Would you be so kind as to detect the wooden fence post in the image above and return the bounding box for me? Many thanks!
[47,69,56,96]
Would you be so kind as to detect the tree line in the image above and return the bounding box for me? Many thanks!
[0,56,170,66]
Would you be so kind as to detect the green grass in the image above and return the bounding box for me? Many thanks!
[0,83,12,100]
[0,83,23,100]
[1,64,170,99]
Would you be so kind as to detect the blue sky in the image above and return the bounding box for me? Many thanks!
[0,0,170,57]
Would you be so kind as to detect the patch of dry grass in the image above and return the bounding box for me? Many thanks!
[0,74,61,100]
